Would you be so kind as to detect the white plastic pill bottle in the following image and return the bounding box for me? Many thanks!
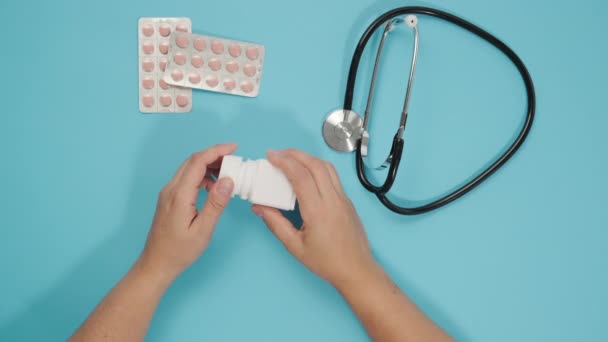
[218,155,296,211]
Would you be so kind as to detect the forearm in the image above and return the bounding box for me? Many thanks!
[70,259,175,342]
[337,263,452,342]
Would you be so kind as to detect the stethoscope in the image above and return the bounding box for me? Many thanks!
[322,6,536,215]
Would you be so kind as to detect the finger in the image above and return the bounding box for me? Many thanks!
[267,150,320,206]
[284,149,336,198]
[206,164,221,180]
[251,205,302,255]
[198,169,219,189]
[170,147,231,190]
[205,157,224,172]
[200,177,215,191]
[178,143,237,188]
[175,143,237,203]
[324,161,345,196]
[167,156,191,188]
[191,177,234,234]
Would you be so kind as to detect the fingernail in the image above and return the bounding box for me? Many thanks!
[251,206,264,218]
[216,177,234,196]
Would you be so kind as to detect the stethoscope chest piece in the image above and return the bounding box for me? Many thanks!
[322,109,363,152]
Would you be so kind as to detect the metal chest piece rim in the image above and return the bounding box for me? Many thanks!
[322,109,364,152]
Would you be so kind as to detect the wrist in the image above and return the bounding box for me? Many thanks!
[332,258,385,294]
[133,255,179,290]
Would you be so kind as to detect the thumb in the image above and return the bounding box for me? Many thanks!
[192,177,234,233]
[252,205,301,255]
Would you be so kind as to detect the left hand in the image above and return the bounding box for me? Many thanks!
[138,143,237,281]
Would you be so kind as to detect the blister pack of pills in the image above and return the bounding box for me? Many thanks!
[138,17,192,113]
[163,32,265,97]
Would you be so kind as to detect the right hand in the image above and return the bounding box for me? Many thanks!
[251,149,379,289]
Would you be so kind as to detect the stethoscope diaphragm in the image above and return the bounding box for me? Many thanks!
[322,109,363,153]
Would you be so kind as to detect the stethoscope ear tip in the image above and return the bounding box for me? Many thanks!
[405,15,418,28]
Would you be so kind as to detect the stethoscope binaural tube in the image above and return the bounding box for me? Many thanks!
[360,15,419,170]
[345,6,536,215]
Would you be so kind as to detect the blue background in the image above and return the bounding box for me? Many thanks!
[1,0,606,340]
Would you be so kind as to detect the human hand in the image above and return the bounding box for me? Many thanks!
[138,143,237,281]
[251,149,379,289]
